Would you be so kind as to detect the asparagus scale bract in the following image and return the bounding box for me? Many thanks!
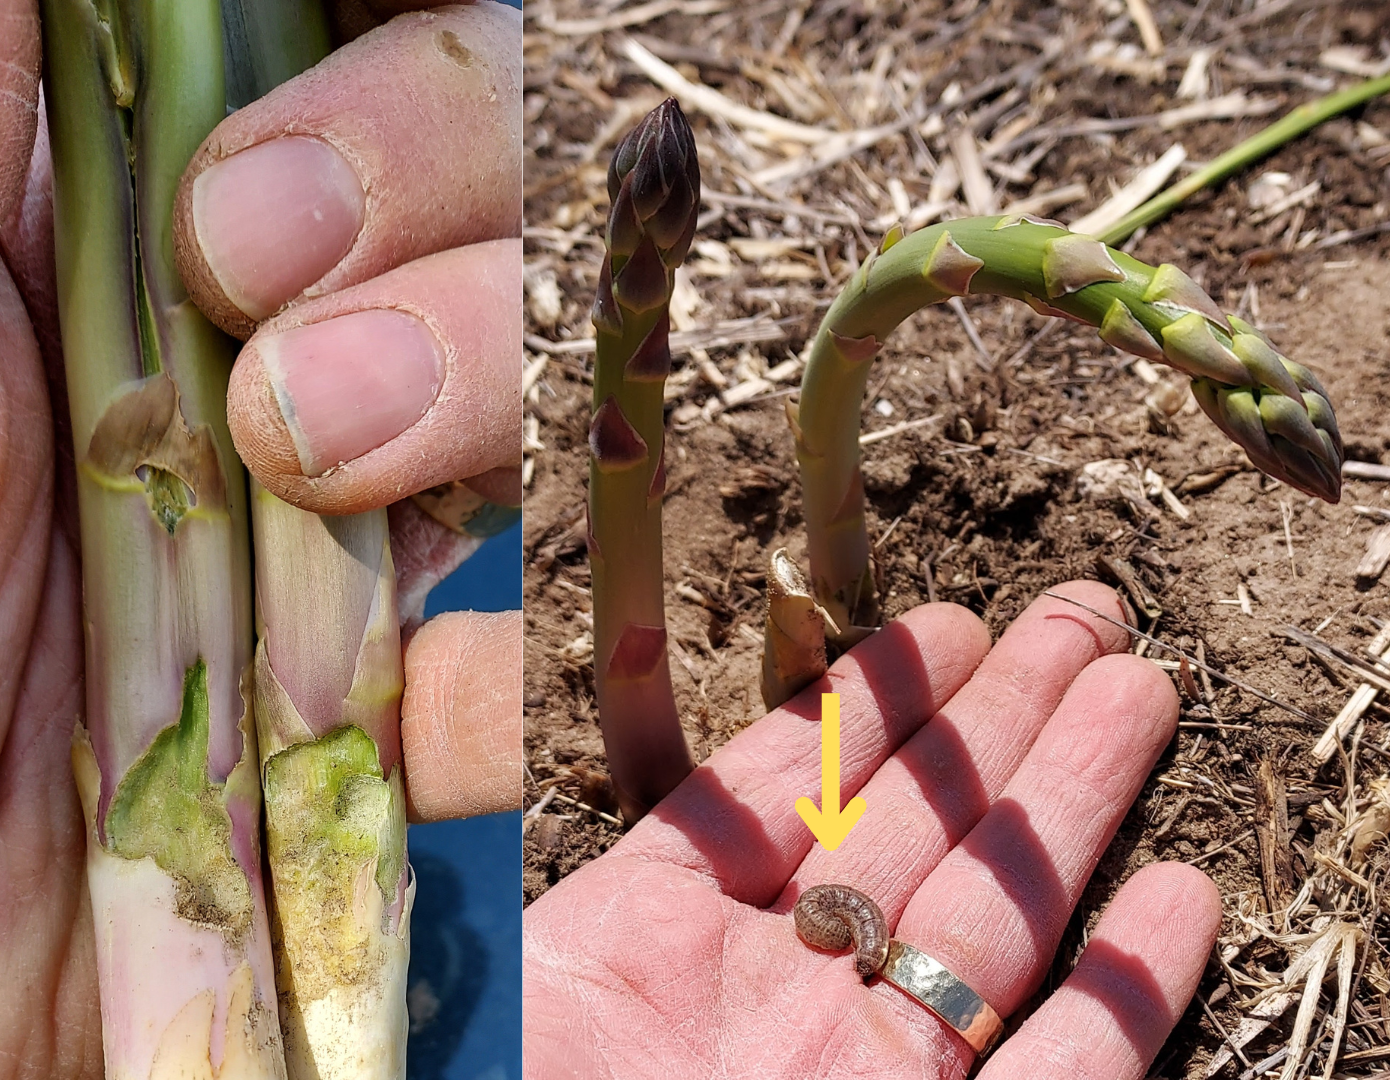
[589,99,700,822]
[218,7,414,1074]
[761,548,831,710]
[43,0,284,1074]
[794,215,1343,638]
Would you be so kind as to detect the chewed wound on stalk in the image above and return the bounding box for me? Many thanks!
[262,725,409,999]
[82,371,228,534]
[103,658,254,935]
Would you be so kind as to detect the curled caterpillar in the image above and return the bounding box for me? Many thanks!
[793,883,889,979]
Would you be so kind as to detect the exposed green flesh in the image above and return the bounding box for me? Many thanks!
[263,725,404,911]
[105,658,252,934]
[143,466,192,534]
[263,726,407,1004]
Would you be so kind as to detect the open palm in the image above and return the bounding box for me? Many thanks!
[524,582,1220,1080]
[0,0,102,1068]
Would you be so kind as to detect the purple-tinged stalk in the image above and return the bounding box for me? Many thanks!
[42,0,284,1073]
[792,215,1343,644]
[589,99,700,822]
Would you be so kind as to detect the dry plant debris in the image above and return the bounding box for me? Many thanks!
[523,1,1390,1075]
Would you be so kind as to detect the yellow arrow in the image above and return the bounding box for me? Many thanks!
[795,693,866,851]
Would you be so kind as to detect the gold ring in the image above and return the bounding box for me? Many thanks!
[878,940,1004,1054]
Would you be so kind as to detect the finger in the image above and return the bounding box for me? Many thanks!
[888,653,1179,1053]
[228,240,521,515]
[402,609,521,821]
[0,105,81,551]
[785,580,1131,919]
[0,99,57,366]
[978,863,1220,1080]
[616,602,991,907]
[0,532,104,1074]
[175,1,520,339]
[348,0,437,18]
[0,0,38,226]
[461,463,523,506]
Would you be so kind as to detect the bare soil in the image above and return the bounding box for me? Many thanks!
[523,1,1390,1074]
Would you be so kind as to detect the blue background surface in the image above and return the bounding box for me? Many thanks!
[407,520,521,1080]
[407,8,521,1077]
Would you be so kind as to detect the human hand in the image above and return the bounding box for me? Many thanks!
[0,4,519,1075]
[0,1,102,1072]
[523,582,1220,1079]
[168,0,524,817]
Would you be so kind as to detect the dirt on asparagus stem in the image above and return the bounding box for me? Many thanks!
[524,1,1390,1076]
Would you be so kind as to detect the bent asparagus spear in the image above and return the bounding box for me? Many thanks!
[589,99,700,822]
[217,7,414,1074]
[43,0,284,1073]
[793,215,1343,639]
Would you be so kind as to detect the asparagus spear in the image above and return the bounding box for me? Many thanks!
[794,215,1343,637]
[589,99,700,822]
[251,487,410,1079]
[42,0,285,1073]
[220,0,332,111]
[216,7,414,1073]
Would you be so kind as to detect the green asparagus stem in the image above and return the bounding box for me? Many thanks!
[251,486,410,1079]
[221,7,414,1074]
[1098,73,1390,245]
[761,548,831,710]
[43,0,284,1074]
[220,0,330,110]
[795,215,1343,636]
[590,99,700,822]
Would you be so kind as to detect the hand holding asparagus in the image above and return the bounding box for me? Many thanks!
[0,2,523,1076]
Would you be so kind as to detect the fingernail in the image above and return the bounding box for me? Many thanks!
[257,309,444,477]
[192,137,365,320]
